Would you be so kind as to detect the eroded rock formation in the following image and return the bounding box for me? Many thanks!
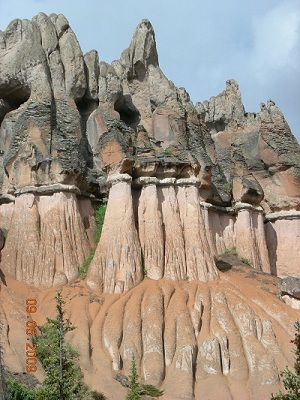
[0,270,299,400]
[0,13,300,400]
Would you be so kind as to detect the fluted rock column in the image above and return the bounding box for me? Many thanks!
[157,179,186,280]
[235,203,271,271]
[37,192,91,287]
[235,203,258,268]
[136,177,164,280]
[176,179,218,282]
[0,194,40,284]
[200,202,218,257]
[253,209,271,274]
[87,174,142,293]
[0,190,91,287]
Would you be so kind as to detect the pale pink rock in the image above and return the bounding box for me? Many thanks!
[282,295,300,309]
[120,287,143,374]
[140,284,165,385]
[253,210,271,274]
[235,207,259,266]
[0,194,40,284]
[157,184,186,280]
[266,215,300,278]
[103,295,128,371]
[176,184,218,282]
[87,176,142,292]
[228,296,280,399]
[162,287,197,400]
[206,210,236,255]
[201,205,218,256]
[0,202,14,232]
[0,192,91,287]
[36,192,90,287]
[152,108,186,149]
[137,182,164,280]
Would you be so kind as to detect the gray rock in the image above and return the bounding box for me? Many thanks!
[0,13,299,211]
[279,276,300,300]
[84,50,100,101]
[15,183,80,195]
[126,19,159,81]
[115,374,129,387]
[0,229,5,250]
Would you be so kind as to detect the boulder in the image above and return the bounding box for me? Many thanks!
[279,276,300,300]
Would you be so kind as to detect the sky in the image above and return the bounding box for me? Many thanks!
[0,0,299,142]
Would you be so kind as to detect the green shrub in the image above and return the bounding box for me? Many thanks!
[271,320,300,399]
[223,247,237,257]
[6,376,36,400]
[94,204,107,243]
[80,204,106,278]
[139,383,164,397]
[240,257,250,265]
[79,248,96,278]
[223,182,231,194]
[89,390,108,400]
[127,354,140,400]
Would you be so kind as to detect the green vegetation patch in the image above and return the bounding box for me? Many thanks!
[80,204,106,278]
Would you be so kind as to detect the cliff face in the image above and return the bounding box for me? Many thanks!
[0,13,300,400]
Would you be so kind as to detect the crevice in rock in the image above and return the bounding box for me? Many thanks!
[115,94,140,130]
[0,84,31,125]
[76,96,99,169]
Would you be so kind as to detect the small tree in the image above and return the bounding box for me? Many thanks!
[125,354,164,399]
[272,320,300,399]
[126,354,141,400]
[36,292,88,400]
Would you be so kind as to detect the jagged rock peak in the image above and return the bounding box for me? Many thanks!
[121,19,159,80]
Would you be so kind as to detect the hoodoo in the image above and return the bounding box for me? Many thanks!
[0,13,299,400]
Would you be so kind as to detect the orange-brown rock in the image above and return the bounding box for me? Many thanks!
[0,268,298,400]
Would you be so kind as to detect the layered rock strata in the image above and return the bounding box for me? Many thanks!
[0,13,299,288]
[0,12,299,400]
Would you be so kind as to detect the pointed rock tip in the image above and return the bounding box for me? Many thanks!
[128,18,159,73]
[136,19,154,30]
[132,18,156,44]
[226,79,239,90]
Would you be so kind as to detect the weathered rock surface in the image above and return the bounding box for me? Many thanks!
[0,13,300,400]
[0,13,298,283]
[279,276,300,299]
[265,211,300,278]
[197,81,300,212]
[87,174,143,293]
[0,192,91,287]
[0,270,298,400]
